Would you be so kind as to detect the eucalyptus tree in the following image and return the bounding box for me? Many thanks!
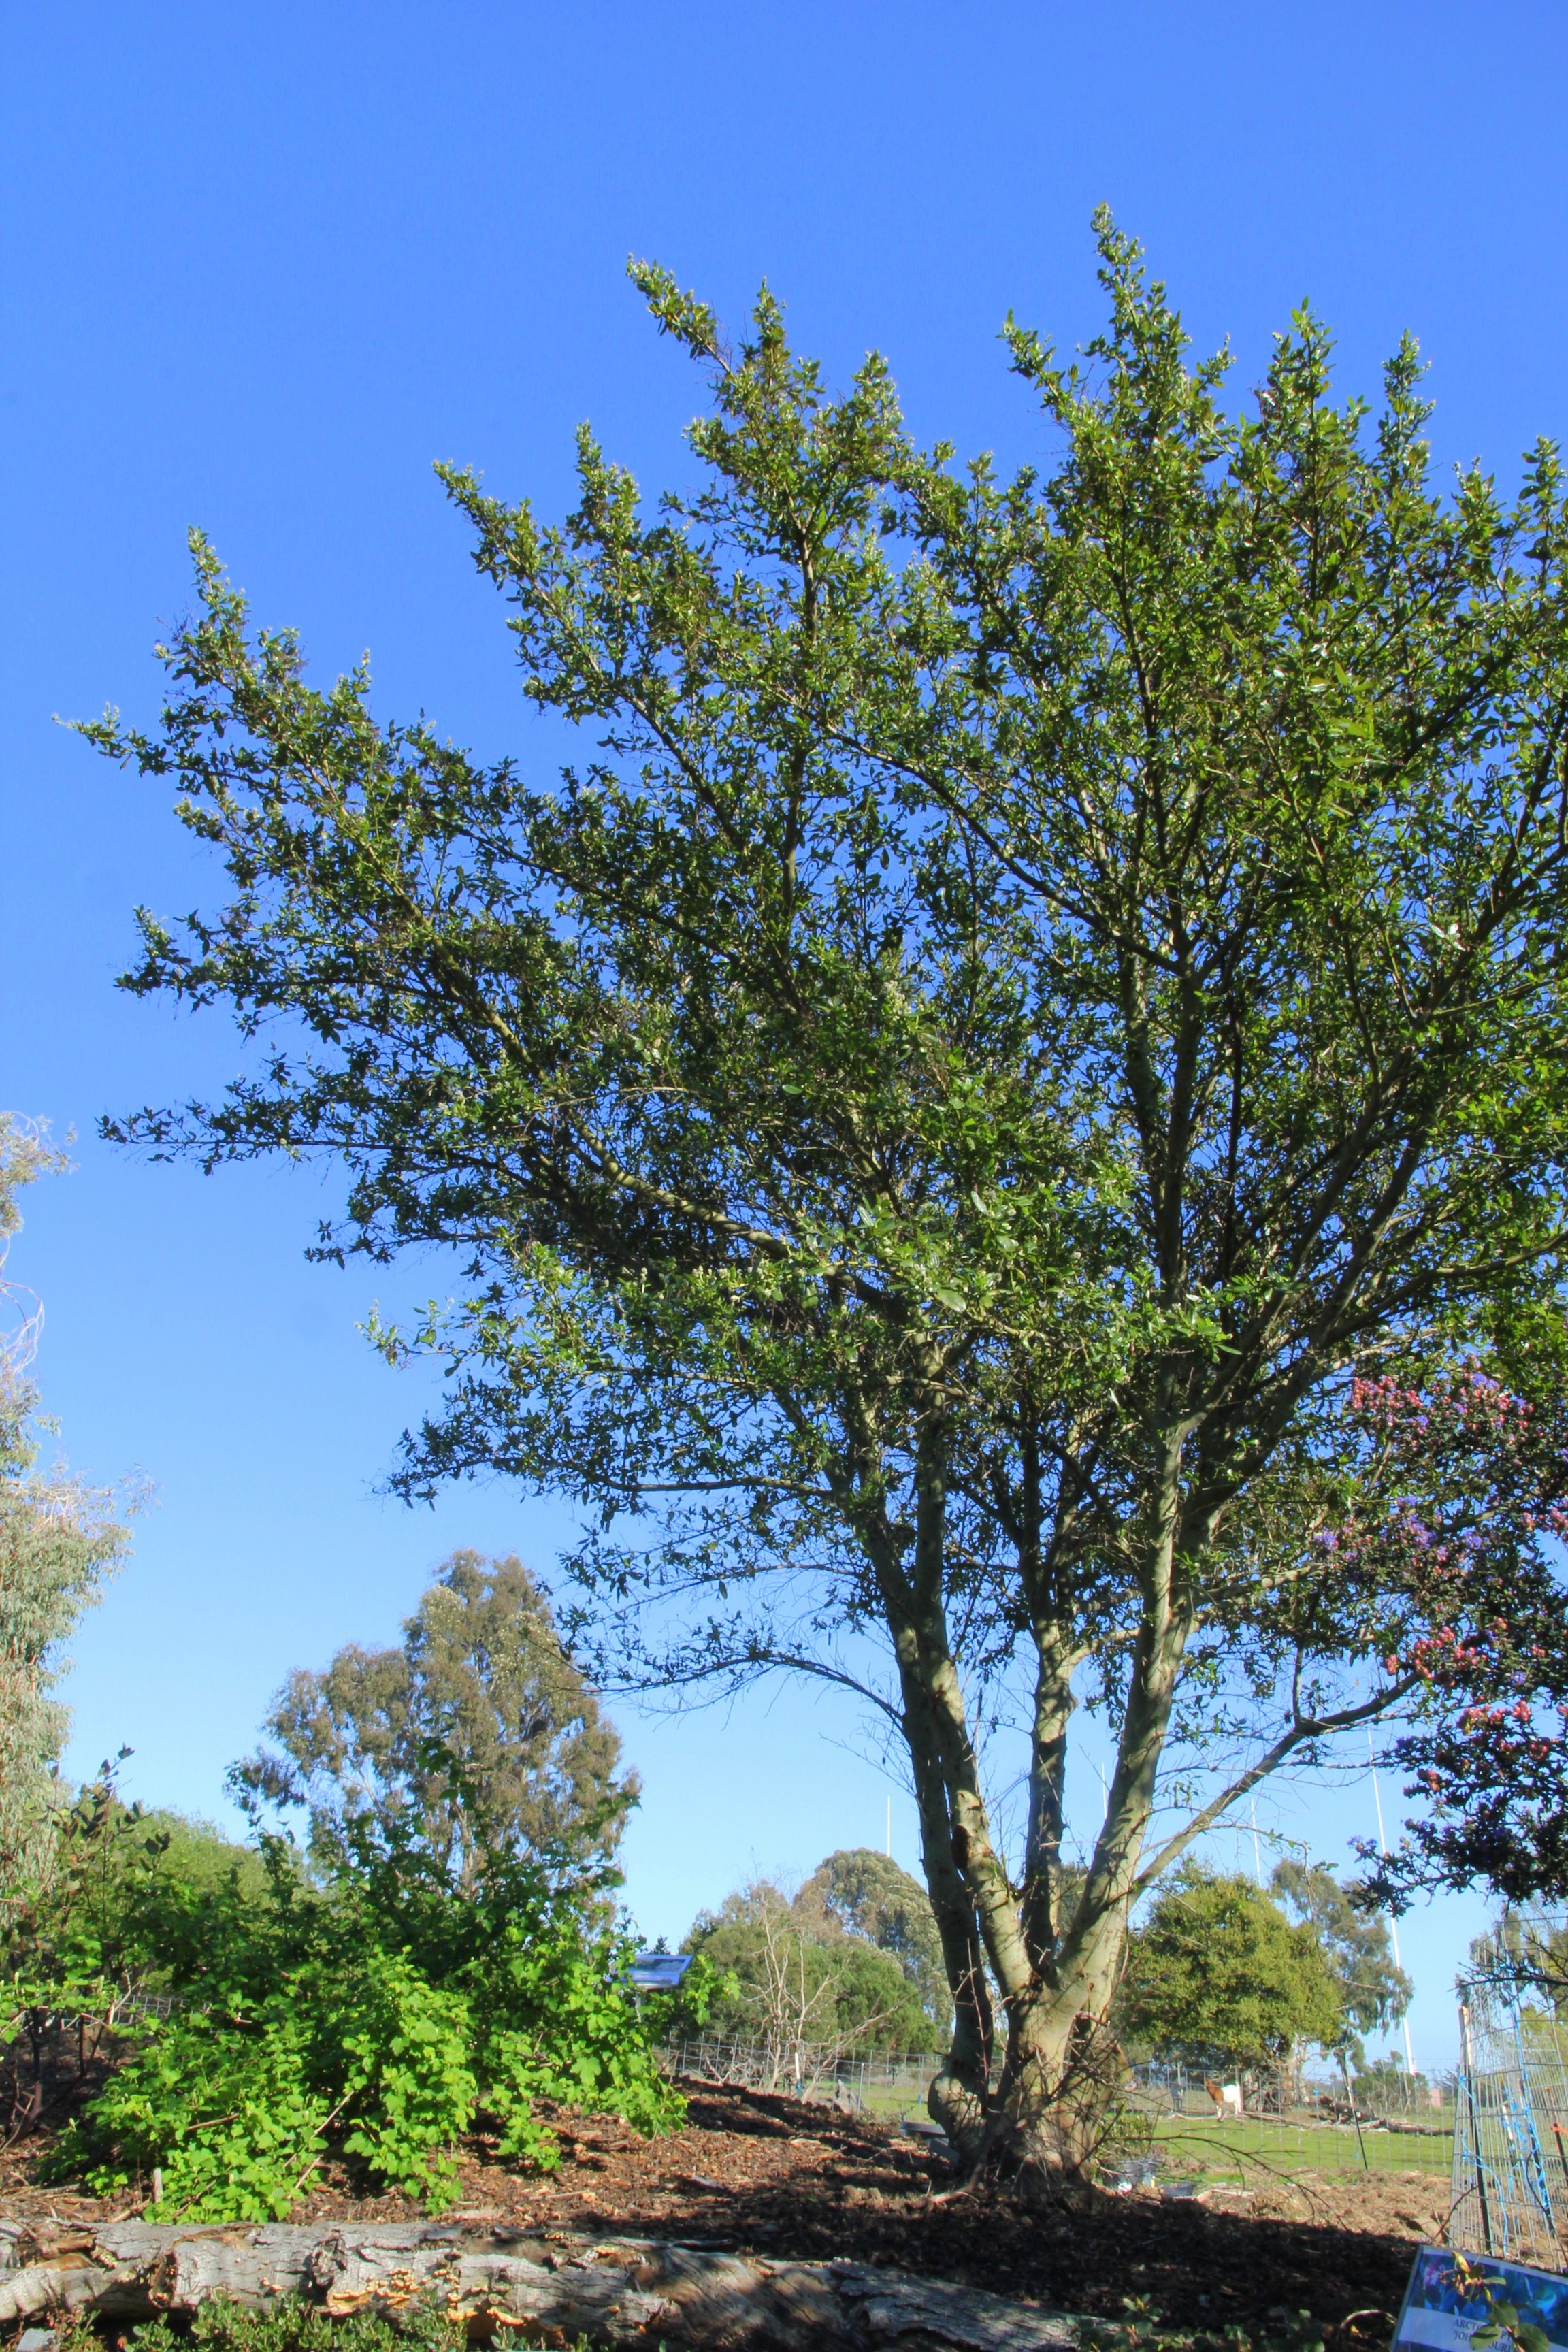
[804,1848,951,2037]
[231,1549,636,1880]
[1269,1861,1410,2054]
[0,1117,131,1892]
[89,216,1568,2174]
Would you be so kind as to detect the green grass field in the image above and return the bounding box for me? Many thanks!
[1144,2110,1456,2183]
[799,2066,1457,2185]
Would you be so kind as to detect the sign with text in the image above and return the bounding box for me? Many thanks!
[1395,2247,1568,2352]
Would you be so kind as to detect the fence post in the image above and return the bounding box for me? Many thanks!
[1341,2052,1371,2171]
[1460,2002,1496,2255]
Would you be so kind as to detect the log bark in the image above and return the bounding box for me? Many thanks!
[0,2219,1081,2351]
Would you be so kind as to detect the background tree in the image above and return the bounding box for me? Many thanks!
[0,1117,131,1895]
[1120,1869,1342,2078]
[1353,2051,1429,2102]
[232,1550,636,1881]
[1270,1859,1409,2061]
[684,1870,935,2070]
[90,218,1568,2174]
[1,1759,272,2144]
[802,1848,953,2039]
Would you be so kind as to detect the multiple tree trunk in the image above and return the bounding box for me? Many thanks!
[0,2218,1079,2351]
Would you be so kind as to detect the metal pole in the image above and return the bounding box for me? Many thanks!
[1341,2051,1371,2170]
[1461,2002,1496,2256]
[1369,1729,1418,2077]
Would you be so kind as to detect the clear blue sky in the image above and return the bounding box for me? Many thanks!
[5,1,1565,2072]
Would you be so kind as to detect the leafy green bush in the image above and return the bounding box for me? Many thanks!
[16,1751,698,2219]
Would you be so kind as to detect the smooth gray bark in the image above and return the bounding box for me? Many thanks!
[0,2219,1081,2351]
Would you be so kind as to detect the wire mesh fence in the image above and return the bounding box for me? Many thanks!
[1450,1977,1568,2266]
[4,1984,183,2035]
[658,2036,943,2110]
[1124,2060,1456,2183]
[657,2036,1458,2178]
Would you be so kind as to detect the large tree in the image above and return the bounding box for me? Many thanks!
[90,216,1568,2175]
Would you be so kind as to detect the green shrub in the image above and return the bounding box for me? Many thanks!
[20,1749,702,2219]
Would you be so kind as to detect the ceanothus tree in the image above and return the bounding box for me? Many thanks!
[87,217,1568,2175]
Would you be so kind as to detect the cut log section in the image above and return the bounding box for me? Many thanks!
[0,2219,1081,2351]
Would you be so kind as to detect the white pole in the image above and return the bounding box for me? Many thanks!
[886,1795,892,1859]
[1250,1797,1264,1887]
[1368,1727,1418,2077]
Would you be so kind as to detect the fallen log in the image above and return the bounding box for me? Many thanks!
[0,2218,1081,2351]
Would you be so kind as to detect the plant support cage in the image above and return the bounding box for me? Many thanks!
[1452,1948,1568,2268]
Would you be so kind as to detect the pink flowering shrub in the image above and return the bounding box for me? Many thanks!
[1339,1369,1568,1909]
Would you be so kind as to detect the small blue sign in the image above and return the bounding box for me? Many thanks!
[627,1950,693,1991]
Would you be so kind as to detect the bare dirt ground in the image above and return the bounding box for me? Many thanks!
[0,2081,1457,2343]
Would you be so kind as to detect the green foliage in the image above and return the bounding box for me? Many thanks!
[0,1115,132,1895]
[232,1551,636,1880]
[1122,1869,1342,2071]
[84,216,1568,2129]
[685,1872,935,2054]
[110,2293,472,2352]
[1079,2301,1325,2352]
[1270,1860,1411,2057]
[24,1750,681,2219]
[3,1778,281,2065]
[78,2001,335,2218]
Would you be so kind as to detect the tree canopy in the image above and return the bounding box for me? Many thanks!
[802,1848,952,2038]
[232,1550,636,1881]
[1269,1859,1410,2057]
[90,214,1568,2166]
[1121,1869,1343,2074]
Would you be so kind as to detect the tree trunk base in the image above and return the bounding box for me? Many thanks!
[0,2219,1081,2351]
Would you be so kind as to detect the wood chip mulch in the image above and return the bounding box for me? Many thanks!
[1,2079,1455,2342]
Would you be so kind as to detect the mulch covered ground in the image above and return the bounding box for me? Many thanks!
[1,2080,1456,2345]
